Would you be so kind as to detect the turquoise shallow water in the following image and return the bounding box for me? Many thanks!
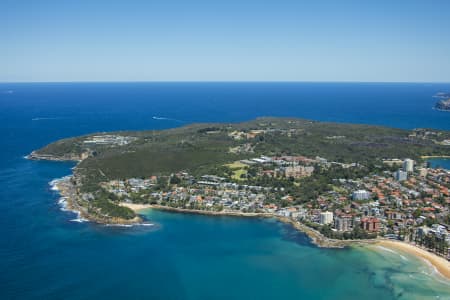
[1,159,449,300]
[140,209,450,300]
[1,82,450,299]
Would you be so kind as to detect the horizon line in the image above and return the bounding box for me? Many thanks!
[1,80,450,84]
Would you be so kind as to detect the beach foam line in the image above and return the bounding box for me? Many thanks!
[375,245,409,261]
[418,258,450,286]
[421,257,438,275]
[376,240,450,282]
[376,245,399,254]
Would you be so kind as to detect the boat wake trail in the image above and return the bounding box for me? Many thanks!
[152,116,184,122]
[32,117,65,121]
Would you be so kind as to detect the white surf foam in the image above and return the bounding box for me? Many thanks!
[69,210,88,223]
[50,176,87,222]
[57,197,69,211]
[105,224,133,227]
[49,179,61,191]
[376,245,398,254]
[376,246,410,262]
[70,217,88,223]
[400,254,409,261]
[49,176,71,191]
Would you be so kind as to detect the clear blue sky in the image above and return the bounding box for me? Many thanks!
[2,0,450,82]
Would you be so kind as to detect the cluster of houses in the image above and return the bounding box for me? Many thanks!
[102,175,275,212]
[293,158,450,250]
[239,155,320,179]
[83,135,137,146]
[96,155,450,255]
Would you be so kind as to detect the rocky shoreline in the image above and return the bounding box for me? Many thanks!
[51,176,143,225]
[27,152,142,225]
[27,151,82,162]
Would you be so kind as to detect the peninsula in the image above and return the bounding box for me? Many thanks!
[29,117,450,264]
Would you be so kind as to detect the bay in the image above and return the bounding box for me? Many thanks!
[1,82,449,299]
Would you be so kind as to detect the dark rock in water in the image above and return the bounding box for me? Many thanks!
[435,98,450,111]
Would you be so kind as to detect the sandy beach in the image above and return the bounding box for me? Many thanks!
[376,240,450,280]
[119,203,153,211]
[119,203,273,217]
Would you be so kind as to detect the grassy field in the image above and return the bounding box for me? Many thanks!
[225,161,248,181]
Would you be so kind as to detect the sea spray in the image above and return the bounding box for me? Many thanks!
[49,176,88,222]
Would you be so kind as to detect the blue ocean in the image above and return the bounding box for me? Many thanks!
[1,82,450,300]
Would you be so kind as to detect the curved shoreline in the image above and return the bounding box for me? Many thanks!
[34,153,450,281]
[372,240,450,281]
[120,203,374,248]
[121,203,450,280]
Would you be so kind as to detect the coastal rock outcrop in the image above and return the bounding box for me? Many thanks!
[435,98,450,111]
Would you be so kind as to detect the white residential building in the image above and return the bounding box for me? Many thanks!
[352,190,371,201]
[320,211,334,225]
[403,159,414,173]
[394,170,408,181]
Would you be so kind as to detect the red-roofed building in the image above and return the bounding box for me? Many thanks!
[360,217,380,232]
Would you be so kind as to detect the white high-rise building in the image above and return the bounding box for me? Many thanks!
[403,159,414,173]
[352,190,371,201]
[320,211,334,225]
[334,215,353,231]
[394,170,408,181]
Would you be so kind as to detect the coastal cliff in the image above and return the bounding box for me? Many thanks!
[27,150,88,162]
